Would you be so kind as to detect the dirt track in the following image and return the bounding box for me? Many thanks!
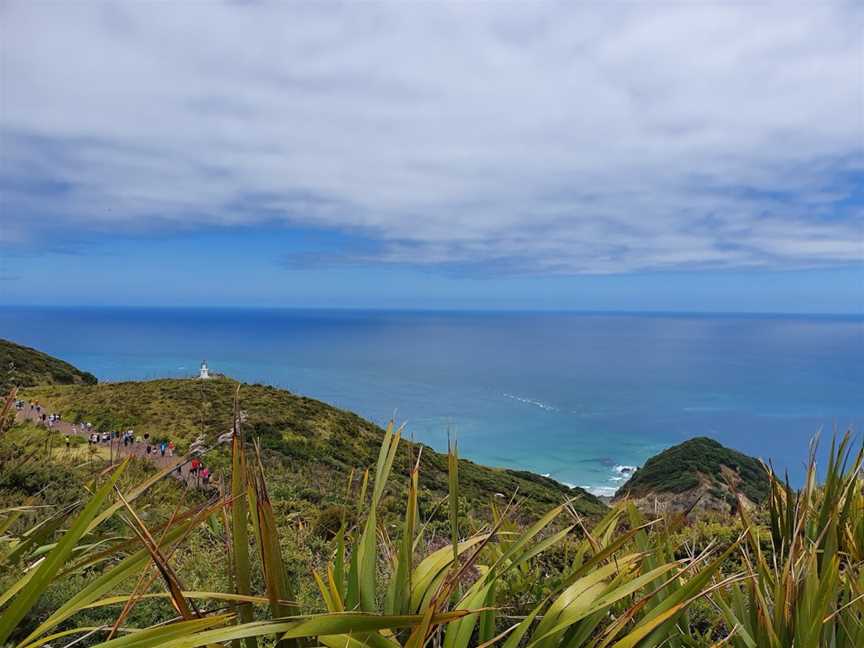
[15,403,215,489]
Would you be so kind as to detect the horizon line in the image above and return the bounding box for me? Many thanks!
[1,304,863,318]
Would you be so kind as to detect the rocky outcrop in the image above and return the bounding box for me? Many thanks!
[613,437,768,516]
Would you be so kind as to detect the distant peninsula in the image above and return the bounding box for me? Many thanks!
[4,337,770,520]
[7,339,605,519]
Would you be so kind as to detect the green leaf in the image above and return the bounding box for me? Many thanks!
[229,387,256,648]
[0,460,126,646]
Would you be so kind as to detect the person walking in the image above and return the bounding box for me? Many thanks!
[167,440,175,457]
[160,441,166,458]
[65,435,70,450]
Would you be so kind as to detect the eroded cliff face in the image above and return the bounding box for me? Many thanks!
[622,466,758,516]
[612,438,769,517]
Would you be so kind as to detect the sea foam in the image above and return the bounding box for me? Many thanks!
[503,393,557,412]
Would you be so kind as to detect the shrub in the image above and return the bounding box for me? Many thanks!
[311,505,353,539]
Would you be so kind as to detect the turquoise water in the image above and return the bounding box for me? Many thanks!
[2,307,862,493]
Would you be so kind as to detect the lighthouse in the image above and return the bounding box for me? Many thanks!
[199,360,210,380]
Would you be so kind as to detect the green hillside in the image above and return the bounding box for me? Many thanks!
[0,338,97,390]
[22,377,605,519]
[615,436,769,506]
[7,345,864,647]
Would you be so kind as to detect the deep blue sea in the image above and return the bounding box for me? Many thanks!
[2,307,862,494]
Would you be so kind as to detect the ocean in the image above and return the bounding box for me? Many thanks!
[2,306,862,494]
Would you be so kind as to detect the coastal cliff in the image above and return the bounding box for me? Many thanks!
[613,436,769,515]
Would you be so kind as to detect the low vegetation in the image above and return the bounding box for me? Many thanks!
[3,341,862,647]
[4,383,863,647]
[718,435,864,647]
[22,377,605,520]
[615,436,770,506]
[0,339,97,390]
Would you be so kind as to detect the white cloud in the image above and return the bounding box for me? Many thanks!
[1,0,862,272]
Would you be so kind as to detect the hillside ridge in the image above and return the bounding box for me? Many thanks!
[19,369,605,518]
[1,338,97,389]
[614,436,769,515]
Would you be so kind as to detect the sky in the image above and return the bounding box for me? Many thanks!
[1,1,862,312]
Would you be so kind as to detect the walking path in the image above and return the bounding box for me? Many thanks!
[15,403,216,490]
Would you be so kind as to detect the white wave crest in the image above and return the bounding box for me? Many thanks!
[503,393,557,412]
[583,485,618,497]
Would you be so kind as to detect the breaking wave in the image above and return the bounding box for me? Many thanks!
[582,485,618,497]
[503,393,557,412]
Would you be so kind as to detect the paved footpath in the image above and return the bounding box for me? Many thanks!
[15,403,215,490]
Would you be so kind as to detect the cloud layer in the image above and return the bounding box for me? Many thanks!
[2,1,862,273]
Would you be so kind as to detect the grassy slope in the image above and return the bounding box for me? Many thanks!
[0,422,234,635]
[23,377,605,519]
[1,339,97,389]
[615,436,769,504]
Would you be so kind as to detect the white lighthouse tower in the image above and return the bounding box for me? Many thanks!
[199,360,210,380]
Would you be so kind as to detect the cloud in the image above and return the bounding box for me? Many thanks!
[1,1,862,273]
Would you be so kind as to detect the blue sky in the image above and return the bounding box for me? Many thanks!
[1,2,862,312]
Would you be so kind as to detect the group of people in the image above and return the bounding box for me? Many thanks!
[20,400,64,426]
[131,431,174,457]
[17,399,38,412]
[187,457,211,486]
[87,430,113,445]
[17,399,214,488]
[86,429,177,459]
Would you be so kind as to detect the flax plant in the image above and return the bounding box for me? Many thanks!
[312,424,732,648]
[716,432,864,647]
[1,384,735,648]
